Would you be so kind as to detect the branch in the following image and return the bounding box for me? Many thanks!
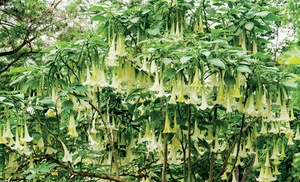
[213,116,260,182]
[38,154,129,182]
[0,50,38,75]
[0,35,35,57]
[241,153,255,182]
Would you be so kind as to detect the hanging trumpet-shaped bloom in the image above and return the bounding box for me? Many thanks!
[253,150,259,167]
[244,94,256,116]
[280,143,286,158]
[0,126,7,144]
[191,122,202,141]
[190,69,202,88]
[271,142,279,160]
[21,121,33,142]
[264,150,270,167]
[259,121,267,134]
[294,125,300,140]
[256,167,265,182]
[3,120,13,139]
[279,100,289,121]
[163,111,173,133]
[143,120,152,141]
[11,127,24,152]
[107,34,118,66]
[206,126,214,141]
[60,140,72,163]
[116,33,127,57]
[272,164,281,175]
[68,113,78,138]
[149,69,161,92]
[199,87,209,110]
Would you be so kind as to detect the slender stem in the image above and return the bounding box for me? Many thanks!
[161,99,167,182]
[241,153,255,182]
[208,107,217,182]
[227,114,245,182]
[187,104,192,181]
[213,117,260,182]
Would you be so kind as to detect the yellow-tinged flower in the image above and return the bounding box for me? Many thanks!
[273,164,281,175]
[143,120,152,141]
[280,143,286,158]
[221,171,228,180]
[199,88,209,110]
[149,69,160,92]
[107,34,118,66]
[212,134,221,153]
[45,109,56,117]
[294,125,300,140]
[147,132,158,153]
[206,126,214,141]
[61,140,72,163]
[21,121,33,142]
[231,171,237,182]
[116,34,127,57]
[253,150,259,167]
[279,100,289,121]
[256,167,264,182]
[259,121,267,134]
[11,127,24,152]
[240,143,247,158]
[244,94,256,116]
[0,126,7,144]
[68,113,78,138]
[3,120,13,138]
[271,142,279,160]
[150,60,157,74]
[264,150,270,167]
[190,69,202,88]
[163,111,173,133]
[191,122,202,141]
[176,78,186,103]
[253,38,257,54]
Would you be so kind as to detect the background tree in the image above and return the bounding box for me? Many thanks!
[0,0,299,182]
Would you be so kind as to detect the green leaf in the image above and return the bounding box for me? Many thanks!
[88,6,104,12]
[39,99,55,106]
[26,174,37,180]
[245,22,254,30]
[264,14,280,21]
[75,85,89,93]
[282,82,297,88]
[130,17,139,23]
[224,73,236,85]
[162,58,174,65]
[146,28,160,35]
[92,15,105,21]
[33,106,44,110]
[253,11,269,17]
[206,8,216,16]
[180,56,193,64]
[62,100,74,110]
[0,96,5,102]
[207,58,225,69]
[74,93,91,101]
[90,150,101,155]
[236,65,252,73]
[39,168,50,173]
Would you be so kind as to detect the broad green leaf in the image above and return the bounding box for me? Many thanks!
[33,106,44,110]
[162,58,174,65]
[39,98,55,106]
[75,85,89,93]
[207,58,225,69]
[245,22,254,30]
[264,14,280,21]
[254,11,269,17]
[74,94,91,101]
[92,15,105,21]
[1,102,14,106]
[224,73,236,85]
[282,82,297,88]
[236,65,252,73]
[206,8,216,16]
[0,96,5,102]
[88,6,104,12]
[62,100,74,110]
[26,174,37,180]
[180,56,193,64]
[130,17,139,23]
[146,28,160,35]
